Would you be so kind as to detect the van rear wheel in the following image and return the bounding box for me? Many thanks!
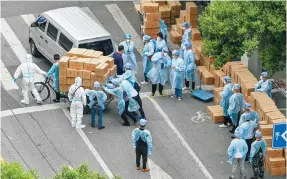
[30,39,41,57]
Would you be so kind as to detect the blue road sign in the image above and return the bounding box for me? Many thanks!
[272,123,287,149]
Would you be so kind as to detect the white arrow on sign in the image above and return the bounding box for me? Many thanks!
[281,130,287,142]
[148,159,173,179]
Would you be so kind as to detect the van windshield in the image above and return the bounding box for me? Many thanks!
[79,39,114,56]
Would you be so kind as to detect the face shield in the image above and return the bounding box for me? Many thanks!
[75,77,82,87]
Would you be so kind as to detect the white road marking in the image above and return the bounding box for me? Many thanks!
[1,59,19,90]
[148,97,214,179]
[21,14,36,26]
[149,159,173,179]
[106,4,144,52]
[1,17,44,83]
[191,111,211,123]
[60,105,114,178]
[0,103,69,118]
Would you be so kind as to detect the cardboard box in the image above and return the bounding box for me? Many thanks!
[176,23,184,36]
[269,167,286,176]
[134,3,141,13]
[192,28,201,41]
[268,157,286,168]
[82,79,90,88]
[145,12,161,21]
[84,60,101,71]
[169,31,181,44]
[264,136,272,147]
[213,87,223,105]
[66,48,87,57]
[197,66,208,77]
[186,14,197,23]
[242,81,257,97]
[142,3,159,13]
[180,10,186,22]
[69,59,84,70]
[109,65,117,76]
[59,69,67,78]
[194,40,203,55]
[82,50,103,58]
[75,70,83,78]
[67,68,76,77]
[259,124,273,136]
[90,72,97,81]
[144,19,160,28]
[82,70,91,80]
[59,77,67,85]
[97,71,110,85]
[213,70,225,87]
[98,56,114,69]
[202,71,214,85]
[59,85,69,92]
[95,63,109,76]
[159,5,171,18]
[190,20,197,28]
[265,111,285,124]
[152,0,165,5]
[59,56,70,69]
[258,120,268,126]
[67,78,75,85]
[176,17,181,24]
[267,147,284,158]
[219,76,225,87]
[231,68,248,82]
[207,105,224,123]
[186,2,197,15]
[270,118,287,124]
[284,149,287,159]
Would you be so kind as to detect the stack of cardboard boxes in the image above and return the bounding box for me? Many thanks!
[141,3,161,39]
[167,0,181,24]
[159,4,171,25]
[207,105,224,123]
[59,48,116,92]
[213,87,223,105]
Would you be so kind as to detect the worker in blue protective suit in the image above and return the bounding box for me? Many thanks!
[254,72,272,98]
[228,84,245,134]
[160,20,168,42]
[147,47,171,97]
[239,103,259,126]
[250,131,267,179]
[14,54,46,105]
[119,34,137,71]
[170,50,184,100]
[118,63,137,85]
[132,118,152,172]
[85,81,107,130]
[141,35,154,85]
[227,130,248,179]
[179,22,192,58]
[102,78,139,126]
[155,32,167,53]
[236,113,258,161]
[46,54,61,102]
[183,42,197,92]
[219,76,234,128]
[68,77,86,129]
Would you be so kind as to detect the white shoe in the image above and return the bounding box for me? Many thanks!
[227,122,232,126]
[76,125,86,129]
[182,87,187,90]
[21,100,29,105]
[219,124,228,128]
[178,97,182,101]
[36,100,42,105]
[141,81,148,85]
[171,95,176,98]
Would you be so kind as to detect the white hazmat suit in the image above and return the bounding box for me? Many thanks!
[13,54,46,104]
[68,77,86,129]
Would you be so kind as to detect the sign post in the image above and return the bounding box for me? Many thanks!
[272,123,287,149]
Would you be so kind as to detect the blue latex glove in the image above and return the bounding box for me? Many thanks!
[249,158,253,164]
[13,78,16,83]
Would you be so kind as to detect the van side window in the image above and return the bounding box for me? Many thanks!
[58,33,73,51]
[37,17,47,32]
[47,23,58,41]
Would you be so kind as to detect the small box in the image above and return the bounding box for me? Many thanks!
[82,50,97,58]
[82,79,90,88]
[284,149,287,159]
[82,70,91,80]
[97,71,110,85]
[259,125,273,136]
[180,10,186,22]
[267,147,283,158]
[67,68,76,77]
[258,120,268,126]
[192,28,201,41]
[144,19,160,28]
[69,59,84,70]
[67,78,75,85]
[264,136,272,147]
[84,60,101,71]
[59,77,67,85]
[142,3,159,13]
[95,63,108,76]
[269,167,286,176]
[145,12,161,21]
[98,56,114,69]
[109,65,117,76]
[59,85,69,92]
[59,56,70,69]
[268,157,286,168]
[270,118,287,124]
[59,68,67,77]
[66,48,87,57]
[186,2,197,15]
[194,40,203,55]
[265,111,285,124]
[202,71,214,85]
[75,70,83,78]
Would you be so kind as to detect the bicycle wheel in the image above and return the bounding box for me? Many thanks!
[31,82,50,101]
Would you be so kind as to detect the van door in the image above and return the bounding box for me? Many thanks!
[45,22,60,62]
[57,33,74,56]
[32,16,48,56]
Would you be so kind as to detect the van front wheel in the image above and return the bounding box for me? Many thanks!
[30,39,41,57]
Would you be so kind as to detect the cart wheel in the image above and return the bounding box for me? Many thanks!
[31,82,50,101]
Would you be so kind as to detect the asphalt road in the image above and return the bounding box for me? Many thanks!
[1,1,285,179]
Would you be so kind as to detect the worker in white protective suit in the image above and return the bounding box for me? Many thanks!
[68,77,87,129]
[13,54,46,105]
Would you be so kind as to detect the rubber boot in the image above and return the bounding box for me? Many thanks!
[151,84,157,96]
[191,82,195,91]
[159,84,164,95]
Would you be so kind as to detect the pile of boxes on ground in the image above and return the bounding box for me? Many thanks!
[170,2,200,45]
[206,62,286,176]
[58,48,116,92]
[134,0,181,39]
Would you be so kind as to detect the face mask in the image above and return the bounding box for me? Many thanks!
[183,46,186,50]
[157,37,161,41]
[223,81,227,85]
[260,76,263,80]
[126,39,130,43]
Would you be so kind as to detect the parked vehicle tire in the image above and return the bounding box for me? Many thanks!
[30,39,41,57]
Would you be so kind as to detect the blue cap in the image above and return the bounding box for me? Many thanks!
[111,78,120,85]
[184,42,191,48]
[125,63,132,69]
[143,35,150,41]
[125,34,131,39]
[172,50,180,56]
[38,17,46,24]
[107,83,115,89]
[235,130,241,138]
[183,22,190,27]
[162,47,169,53]
[94,81,100,88]
[244,103,251,110]
[244,113,252,121]
[233,84,240,91]
[224,76,232,83]
[108,76,114,81]
[140,118,147,126]
[255,130,262,138]
[261,72,268,77]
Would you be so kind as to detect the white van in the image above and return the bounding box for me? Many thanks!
[29,7,116,63]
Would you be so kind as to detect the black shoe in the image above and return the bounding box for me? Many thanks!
[259,174,264,178]
[231,135,235,139]
[229,130,234,134]
[229,176,233,179]
[53,99,60,103]
[250,177,258,179]
[91,125,95,128]
[98,126,105,130]
[122,123,131,126]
